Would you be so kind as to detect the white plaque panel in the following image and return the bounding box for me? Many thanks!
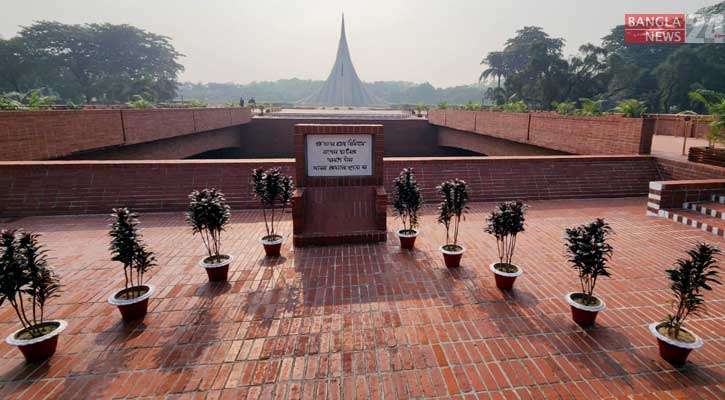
[306,134,373,177]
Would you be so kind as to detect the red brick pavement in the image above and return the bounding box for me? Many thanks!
[0,198,723,399]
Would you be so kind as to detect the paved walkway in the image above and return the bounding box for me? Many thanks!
[651,135,709,161]
[0,198,723,399]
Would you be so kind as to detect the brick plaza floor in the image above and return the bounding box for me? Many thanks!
[0,197,723,399]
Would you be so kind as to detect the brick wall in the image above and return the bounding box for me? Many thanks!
[654,157,725,180]
[0,110,124,161]
[650,114,712,138]
[0,155,659,217]
[0,108,252,161]
[428,110,654,155]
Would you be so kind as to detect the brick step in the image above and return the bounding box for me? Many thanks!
[659,208,725,238]
[683,200,725,220]
[711,193,725,204]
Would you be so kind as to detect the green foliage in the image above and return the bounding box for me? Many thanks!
[688,88,725,147]
[464,102,483,111]
[109,208,155,294]
[502,101,528,113]
[0,230,61,337]
[65,101,84,110]
[24,90,56,109]
[436,101,448,110]
[392,168,422,233]
[577,98,603,116]
[613,99,647,118]
[485,201,528,267]
[126,94,154,109]
[436,179,469,247]
[187,99,207,108]
[664,243,721,338]
[552,101,577,115]
[0,93,23,110]
[186,189,231,261]
[251,168,294,239]
[0,21,183,103]
[479,19,725,113]
[564,218,613,305]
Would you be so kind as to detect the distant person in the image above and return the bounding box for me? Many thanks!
[239,97,244,107]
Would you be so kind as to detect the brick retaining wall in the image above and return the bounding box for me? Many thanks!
[0,108,252,161]
[429,110,655,155]
[0,155,658,217]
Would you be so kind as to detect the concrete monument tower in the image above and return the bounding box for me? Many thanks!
[302,15,379,107]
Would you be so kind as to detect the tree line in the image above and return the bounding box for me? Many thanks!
[479,2,725,113]
[0,21,184,104]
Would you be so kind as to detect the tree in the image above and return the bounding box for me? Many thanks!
[4,21,184,103]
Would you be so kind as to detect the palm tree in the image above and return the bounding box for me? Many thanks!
[479,51,506,89]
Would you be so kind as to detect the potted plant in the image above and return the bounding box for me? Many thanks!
[485,201,528,289]
[437,179,468,268]
[650,243,721,365]
[563,218,613,327]
[2,230,65,362]
[187,189,232,281]
[107,208,156,321]
[392,168,422,250]
[252,168,294,257]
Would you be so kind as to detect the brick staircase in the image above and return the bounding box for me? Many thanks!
[658,194,725,238]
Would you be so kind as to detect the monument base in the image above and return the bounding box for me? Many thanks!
[292,124,386,247]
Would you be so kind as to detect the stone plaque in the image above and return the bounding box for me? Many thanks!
[306,134,373,177]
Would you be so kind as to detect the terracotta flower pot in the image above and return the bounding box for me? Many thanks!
[440,245,465,268]
[397,229,419,250]
[490,263,522,290]
[261,236,283,257]
[5,320,68,362]
[649,322,703,365]
[199,255,233,282]
[565,292,606,327]
[108,285,155,321]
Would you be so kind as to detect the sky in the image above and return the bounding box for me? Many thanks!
[0,0,716,87]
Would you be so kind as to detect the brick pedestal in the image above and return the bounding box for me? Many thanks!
[292,124,387,246]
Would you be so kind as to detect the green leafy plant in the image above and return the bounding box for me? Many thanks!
[65,101,84,110]
[186,189,231,263]
[577,98,603,116]
[436,101,448,110]
[0,93,23,110]
[0,230,61,338]
[485,201,528,272]
[109,208,156,298]
[464,102,483,111]
[437,179,469,249]
[688,89,725,147]
[251,168,294,241]
[552,101,576,115]
[662,243,721,341]
[502,101,528,113]
[564,218,614,306]
[613,99,647,118]
[126,94,155,109]
[415,101,427,116]
[24,90,56,109]
[392,168,422,234]
[188,99,208,108]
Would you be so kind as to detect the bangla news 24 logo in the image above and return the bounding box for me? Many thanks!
[624,13,725,44]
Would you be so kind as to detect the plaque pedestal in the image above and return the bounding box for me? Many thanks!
[292,124,387,246]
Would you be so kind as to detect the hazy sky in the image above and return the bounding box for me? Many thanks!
[0,0,715,87]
